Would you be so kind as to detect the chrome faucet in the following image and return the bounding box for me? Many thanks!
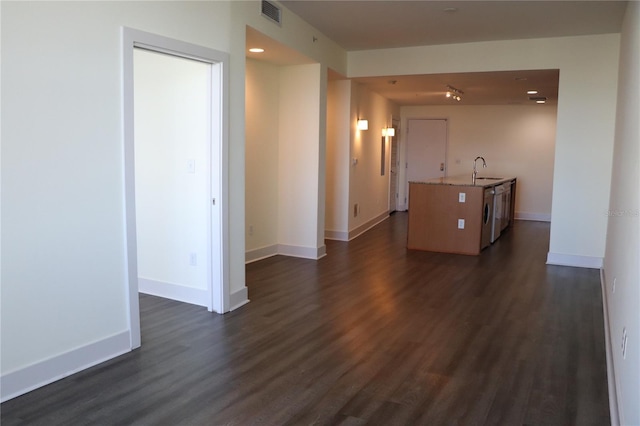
[472,156,487,184]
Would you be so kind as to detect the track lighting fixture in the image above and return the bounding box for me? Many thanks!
[445,85,464,101]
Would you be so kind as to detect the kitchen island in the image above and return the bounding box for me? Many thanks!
[408,175,516,255]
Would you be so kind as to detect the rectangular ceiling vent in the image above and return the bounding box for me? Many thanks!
[261,0,282,25]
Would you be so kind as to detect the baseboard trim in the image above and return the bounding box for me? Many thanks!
[229,287,250,311]
[546,252,603,269]
[138,278,208,307]
[515,211,551,222]
[324,229,349,241]
[277,243,326,260]
[325,212,390,242]
[245,244,278,264]
[0,331,131,403]
[600,269,620,426]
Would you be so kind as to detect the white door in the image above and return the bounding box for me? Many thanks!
[134,48,216,310]
[406,119,447,206]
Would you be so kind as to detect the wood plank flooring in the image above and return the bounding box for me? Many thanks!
[1,213,610,425]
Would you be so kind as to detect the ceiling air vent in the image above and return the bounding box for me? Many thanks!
[261,0,282,25]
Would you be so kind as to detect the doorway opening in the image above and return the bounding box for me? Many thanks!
[122,28,230,349]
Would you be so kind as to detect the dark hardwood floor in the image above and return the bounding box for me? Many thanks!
[1,213,610,425]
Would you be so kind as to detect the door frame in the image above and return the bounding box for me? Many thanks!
[388,118,400,213]
[122,27,230,349]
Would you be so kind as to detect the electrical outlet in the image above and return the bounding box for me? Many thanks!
[458,192,466,203]
[458,219,465,229]
[189,252,197,266]
[622,327,628,359]
[249,225,254,236]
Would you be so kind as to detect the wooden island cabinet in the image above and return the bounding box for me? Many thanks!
[408,176,516,255]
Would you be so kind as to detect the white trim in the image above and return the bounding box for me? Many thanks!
[324,212,389,241]
[325,212,390,242]
[546,252,603,269]
[229,287,250,311]
[348,212,389,240]
[600,269,620,426]
[0,331,130,403]
[138,278,208,307]
[245,244,279,264]
[324,229,349,241]
[277,244,327,260]
[122,26,232,351]
[515,211,551,222]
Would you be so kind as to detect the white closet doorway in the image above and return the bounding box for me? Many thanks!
[123,28,230,349]
[134,48,214,309]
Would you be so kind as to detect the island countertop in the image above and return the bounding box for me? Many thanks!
[410,175,517,187]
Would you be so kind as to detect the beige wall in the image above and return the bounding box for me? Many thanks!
[325,80,352,235]
[400,105,557,221]
[325,81,400,240]
[245,59,280,253]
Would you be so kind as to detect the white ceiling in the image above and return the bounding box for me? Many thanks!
[280,0,627,51]
[248,1,627,106]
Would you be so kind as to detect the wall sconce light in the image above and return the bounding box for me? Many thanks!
[357,119,368,130]
[382,127,395,137]
[445,85,464,101]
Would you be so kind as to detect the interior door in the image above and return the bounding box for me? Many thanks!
[406,119,447,207]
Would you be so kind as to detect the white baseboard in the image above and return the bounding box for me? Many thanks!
[324,229,349,241]
[515,211,551,222]
[546,252,603,269]
[229,287,250,311]
[0,331,131,402]
[245,243,326,263]
[600,269,620,426]
[245,244,278,264]
[138,278,208,307]
[325,212,390,242]
[277,243,326,260]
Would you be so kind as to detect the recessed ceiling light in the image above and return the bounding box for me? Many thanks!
[443,7,458,13]
[536,100,546,104]
[527,90,538,95]
[249,48,265,53]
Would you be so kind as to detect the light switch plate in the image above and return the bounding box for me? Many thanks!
[459,192,466,203]
[458,219,465,229]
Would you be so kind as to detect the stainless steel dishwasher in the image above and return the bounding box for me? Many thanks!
[491,184,506,243]
[481,187,494,249]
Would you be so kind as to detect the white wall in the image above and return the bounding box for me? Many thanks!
[245,59,280,254]
[1,0,350,399]
[277,63,325,258]
[400,105,557,221]
[348,83,400,236]
[1,1,234,381]
[325,80,352,236]
[348,34,619,267]
[245,60,327,261]
[325,80,400,240]
[134,49,211,305]
[603,2,640,425]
